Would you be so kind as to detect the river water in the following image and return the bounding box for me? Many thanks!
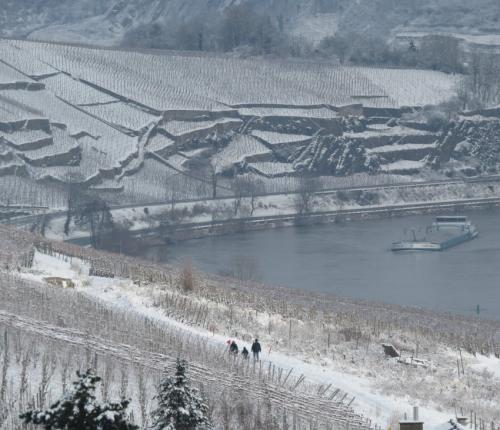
[150,209,500,320]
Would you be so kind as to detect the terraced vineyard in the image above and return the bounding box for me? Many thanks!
[0,38,471,208]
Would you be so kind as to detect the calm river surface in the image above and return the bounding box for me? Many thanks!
[150,209,500,320]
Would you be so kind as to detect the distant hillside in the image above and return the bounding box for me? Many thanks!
[2,0,500,48]
[0,39,464,209]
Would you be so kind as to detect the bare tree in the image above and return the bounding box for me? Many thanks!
[191,158,219,199]
[76,193,114,248]
[248,177,265,216]
[465,52,500,108]
[318,35,351,64]
[165,172,183,218]
[294,176,320,215]
[231,176,265,216]
[63,172,86,236]
[231,177,248,216]
[419,35,462,73]
[456,79,472,111]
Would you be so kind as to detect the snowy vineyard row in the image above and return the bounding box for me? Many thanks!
[0,226,499,427]
[0,274,371,430]
[0,37,465,210]
[43,245,500,352]
[2,223,499,357]
[0,40,461,111]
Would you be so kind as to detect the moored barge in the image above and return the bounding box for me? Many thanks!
[391,216,478,251]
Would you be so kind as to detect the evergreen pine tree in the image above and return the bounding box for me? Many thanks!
[151,359,211,430]
[20,370,137,430]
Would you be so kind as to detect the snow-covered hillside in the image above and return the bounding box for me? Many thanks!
[0,38,469,212]
[2,0,500,48]
[2,38,500,232]
[0,225,499,429]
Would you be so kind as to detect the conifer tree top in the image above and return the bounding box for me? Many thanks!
[20,369,138,430]
[151,359,212,430]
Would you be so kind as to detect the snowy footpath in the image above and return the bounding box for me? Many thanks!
[19,251,499,430]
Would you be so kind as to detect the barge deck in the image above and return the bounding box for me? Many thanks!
[391,216,478,251]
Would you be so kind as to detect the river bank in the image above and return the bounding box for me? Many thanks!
[139,197,500,243]
[53,178,500,247]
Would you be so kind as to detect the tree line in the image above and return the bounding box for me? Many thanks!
[121,4,465,72]
[122,4,290,56]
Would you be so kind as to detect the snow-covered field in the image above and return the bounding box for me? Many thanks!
[0,245,373,429]
[1,237,498,430]
[251,130,312,145]
[352,68,462,109]
[380,160,426,173]
[213,135,272,173]
[1,39,460,112]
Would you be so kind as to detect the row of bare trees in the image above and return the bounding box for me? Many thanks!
[457,51,500,110]
[231,176,265,217]
[64,174,113,248]
[123,4,292,56]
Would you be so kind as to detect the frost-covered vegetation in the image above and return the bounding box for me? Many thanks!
[0,225,499,429]
[0,225,376,429]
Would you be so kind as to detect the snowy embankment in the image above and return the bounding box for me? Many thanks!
[18,251,500,429]
[40,178,500,242]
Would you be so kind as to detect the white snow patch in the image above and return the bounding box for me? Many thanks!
[470,354,500,379]
[19,251,465,429]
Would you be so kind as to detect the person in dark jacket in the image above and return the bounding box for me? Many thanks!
[251,339,261,360]
[229,340,239,355]
[241,346,249,359]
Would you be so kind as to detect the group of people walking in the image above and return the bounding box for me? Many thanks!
[228,338,261,360]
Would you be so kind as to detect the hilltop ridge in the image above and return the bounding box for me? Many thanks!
[2,0,500,48]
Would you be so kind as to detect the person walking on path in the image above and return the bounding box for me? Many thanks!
[242,346,249,359]
[251,339,261,361]
[229,340,239,355]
